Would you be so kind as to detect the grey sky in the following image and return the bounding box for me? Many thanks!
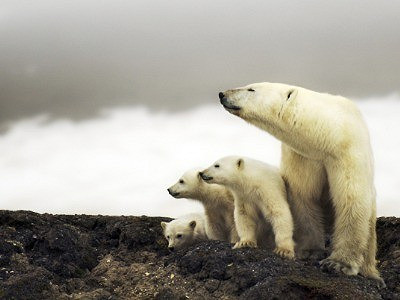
[1,0,400,124]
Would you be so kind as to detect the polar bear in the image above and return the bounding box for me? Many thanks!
[218,82,383,285]
[200,156,295,259]
[160,213,207,251]
[168,169,239,243]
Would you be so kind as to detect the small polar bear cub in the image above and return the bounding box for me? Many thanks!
[161,213,207,251]
[201,156,295,259]
[167,169,239,243]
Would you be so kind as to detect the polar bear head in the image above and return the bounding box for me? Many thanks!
[218,82,297,121]
[160,218,197,251]
[167,169,205,199]
[200,156,245,187]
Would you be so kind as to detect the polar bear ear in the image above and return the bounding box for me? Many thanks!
[189,220,196,229]
[237,158,244,170]
[160,221,167,231]
[286,89,298,101]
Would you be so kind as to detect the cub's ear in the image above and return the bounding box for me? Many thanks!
[160,221,167,230]
[286,89,298,101]
[237,158,244,170]
[189,220,196,229]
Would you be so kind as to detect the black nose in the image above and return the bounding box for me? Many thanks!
[200,173,213,181]
[168,246,174,251]
[167,188,171,193]
[199,172,203,177]
[219,92,224,100]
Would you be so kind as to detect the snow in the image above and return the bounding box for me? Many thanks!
[0,96,399,217]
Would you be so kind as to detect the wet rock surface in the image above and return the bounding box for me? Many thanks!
[0,210,399,299]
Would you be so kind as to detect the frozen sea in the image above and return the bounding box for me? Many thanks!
[0,96,399,217]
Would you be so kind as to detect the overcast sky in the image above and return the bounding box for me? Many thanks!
[1,0,400,124]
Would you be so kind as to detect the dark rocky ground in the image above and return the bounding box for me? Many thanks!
[0,210,399,299]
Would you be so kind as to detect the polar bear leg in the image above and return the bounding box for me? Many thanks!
[233,201,257,248]
[360,209,385,287]
[323,158,371,275]
[262,204,295,259]
[204,220,219,241]
[229,226,240,244]
[281,145,326,256]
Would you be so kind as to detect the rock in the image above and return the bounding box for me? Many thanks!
[205,279,220,293]
[392,250,400,259]
[154,287,185,300]
[0,210,399,299]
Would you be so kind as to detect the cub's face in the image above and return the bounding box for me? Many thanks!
[219,82,296,120]
[167,169,204,198]
[200,156,244,186]
[160,220,197,251]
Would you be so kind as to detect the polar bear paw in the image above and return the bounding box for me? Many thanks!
[274,247,295,259]
[319,257,359,276]
[361,267,386,289]
[372,277,387,289]
[233,240,257,249]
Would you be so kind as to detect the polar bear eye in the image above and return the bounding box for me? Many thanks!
[179,179,184,184]
[176,234,182,238]
[214,164,220,168]
[167,235,170,239]
[247,88,255,92]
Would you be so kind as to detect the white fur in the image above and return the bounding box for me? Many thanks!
[160,213,207,250]
[201,156,295,259]
[168,169,239,243]
[220,82,382,282]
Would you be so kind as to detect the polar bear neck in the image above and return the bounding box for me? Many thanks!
[242,95,336,159]
[223,171,257,193]
[244,107,306,154]
[194,184,234,206]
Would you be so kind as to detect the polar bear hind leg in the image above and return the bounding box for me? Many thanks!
[360,209,386,288]
[229,225,240,244]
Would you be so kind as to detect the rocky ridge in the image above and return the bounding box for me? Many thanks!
[0,210,399,299]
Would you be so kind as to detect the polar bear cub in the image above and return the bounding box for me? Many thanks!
[168,169,239,243]
[201,156,295,259]
[161,213,207,251]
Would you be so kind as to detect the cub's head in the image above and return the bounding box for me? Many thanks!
[218,82,297,120]
[167,169,204,199]
[200,156,244,186]
[160,219,197,251]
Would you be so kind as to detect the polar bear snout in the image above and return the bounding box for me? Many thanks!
[167,188,180,198]
[219,92,241,111]
[200,172,213,181]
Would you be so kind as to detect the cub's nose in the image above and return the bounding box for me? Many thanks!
[200,173,213,181]
[218,92,225,100]
[167,188,171,194]
[199,172,203,177]
[168,246,174,252]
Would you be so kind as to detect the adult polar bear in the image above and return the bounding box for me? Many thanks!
[218,82,383,285]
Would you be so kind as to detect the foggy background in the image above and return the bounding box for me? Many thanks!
[0,1,399,216]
